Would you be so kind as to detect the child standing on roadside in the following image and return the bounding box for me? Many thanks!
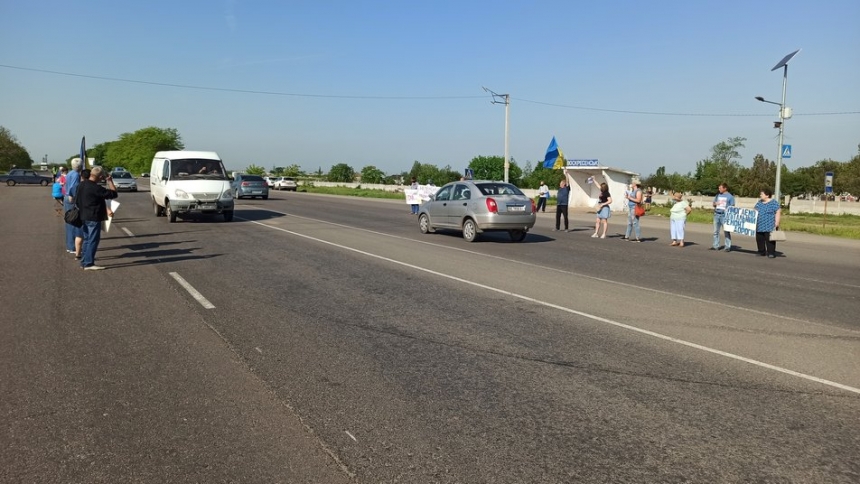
[669,192,692,247]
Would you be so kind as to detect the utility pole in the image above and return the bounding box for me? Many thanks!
[483,87,510,183]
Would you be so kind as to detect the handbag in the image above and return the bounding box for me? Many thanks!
[64,207,82,227]
[634,203,646,217]
[769,230,786,242]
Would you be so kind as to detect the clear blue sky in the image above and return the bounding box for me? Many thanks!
[2,0,858,176]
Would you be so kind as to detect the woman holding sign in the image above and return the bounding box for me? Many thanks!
[754,188,782,258]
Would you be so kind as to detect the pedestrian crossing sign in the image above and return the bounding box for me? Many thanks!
[782,144,792,158]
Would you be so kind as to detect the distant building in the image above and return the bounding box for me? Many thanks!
[558,159,639,212]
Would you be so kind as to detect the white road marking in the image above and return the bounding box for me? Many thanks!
[240,210,859,334]
[345,431,357,442]
[241,217,860,396]
[169,272,215,309]
[122,227,135,237]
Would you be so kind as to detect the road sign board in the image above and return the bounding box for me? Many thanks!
[825,172,834,193]
[781,145,792,159]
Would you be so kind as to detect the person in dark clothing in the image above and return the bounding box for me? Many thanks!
[555,180,571,232]
[76,166,118,270]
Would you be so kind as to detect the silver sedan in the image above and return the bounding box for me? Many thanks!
[418,180,536,242]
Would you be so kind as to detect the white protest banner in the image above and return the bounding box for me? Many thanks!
[405,185,437,204]
[405,189,422,205]
[103,200,120,232]
[723,206,757,237]
[418,184,436,201]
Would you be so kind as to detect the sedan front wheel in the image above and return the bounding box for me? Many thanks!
[418,213,434,234]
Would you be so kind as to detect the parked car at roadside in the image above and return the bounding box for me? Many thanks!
[0,169,53,186]
[111,171,138,191]
[271,176,298,191]
[231,174,269,199]
[418,180,536,242]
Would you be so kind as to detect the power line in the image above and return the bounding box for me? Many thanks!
[512,97,860,117]
[2,63,858,116]
[0,64,483,100]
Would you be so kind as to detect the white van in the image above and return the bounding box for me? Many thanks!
[150,151,234,222]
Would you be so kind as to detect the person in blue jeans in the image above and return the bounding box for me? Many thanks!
[711,183,736,251]
[75,167,118,270]
[409,177,420,215]
[623,181,643,241]
[63,159,84,256]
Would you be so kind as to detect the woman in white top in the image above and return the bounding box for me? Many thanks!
[669,192,692,247]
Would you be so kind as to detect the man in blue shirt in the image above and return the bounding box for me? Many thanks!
[711,183,736,251]
[555,180,571,232]
[63,158,84,256]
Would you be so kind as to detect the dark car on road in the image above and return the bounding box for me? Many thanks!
[0,169,53,186]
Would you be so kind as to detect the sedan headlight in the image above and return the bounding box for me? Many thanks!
[174,189,190,199]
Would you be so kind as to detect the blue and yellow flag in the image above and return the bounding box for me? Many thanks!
[542,136,565,169]
[80,136,87,168]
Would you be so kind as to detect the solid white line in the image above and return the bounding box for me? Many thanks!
[241,217,860,396]
[122,227,135,237]
[169,272,215,309]
[241,209,859,334]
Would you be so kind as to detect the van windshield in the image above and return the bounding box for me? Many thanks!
[170,158,227,179]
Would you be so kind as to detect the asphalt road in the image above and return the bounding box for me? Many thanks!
[2,182,859,483]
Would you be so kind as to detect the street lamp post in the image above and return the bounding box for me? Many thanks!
[754,95,786,200]
[482,87,510,183]
[756,49,800,204]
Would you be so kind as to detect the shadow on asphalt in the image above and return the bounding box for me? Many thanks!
[425,230,554,244]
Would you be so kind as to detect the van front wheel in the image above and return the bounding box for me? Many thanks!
[223,211,234,222]
[152,198,164,216]
[166,201,177,223]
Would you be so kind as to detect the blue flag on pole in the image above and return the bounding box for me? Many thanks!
[542,136,565,169]
[80,136,87,168]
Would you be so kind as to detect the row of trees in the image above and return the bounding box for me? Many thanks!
[642,137,860,197]
[0,125,183,174]
[2,125,857,198]
[0,127,34,172]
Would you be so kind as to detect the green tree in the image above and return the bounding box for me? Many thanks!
[327,163,355,182]
[666,172,695,194]
[86,141,118,169]
[693,136,745,195]
[838,147,860,196]
[271,164,304,177]
[102,127,184,174]
[736,154,775,197]
[520,161,565,189]
[468,155,522,185]
[0,126,34,171]
[360,165,387,184]
[643,166,670,192]
[245,164,266,175]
